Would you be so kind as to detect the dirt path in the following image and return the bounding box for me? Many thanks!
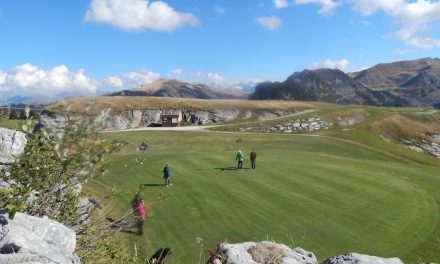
[102,109,317,133]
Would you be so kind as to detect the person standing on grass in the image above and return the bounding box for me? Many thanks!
[131,194,147,235]
[163,163,171,187]
[250,149,257,170]
[236,150,244,171]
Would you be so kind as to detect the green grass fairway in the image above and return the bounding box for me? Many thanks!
[87,131,440,263]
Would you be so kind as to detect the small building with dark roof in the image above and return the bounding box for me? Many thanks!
[161,114,179,127]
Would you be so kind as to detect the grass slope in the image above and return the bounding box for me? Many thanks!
[87,131,440,263]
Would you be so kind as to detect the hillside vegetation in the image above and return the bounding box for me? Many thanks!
[45,96,315,115]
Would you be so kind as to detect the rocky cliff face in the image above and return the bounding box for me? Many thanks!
[252,58,440,108]
[40,108,291,131]
[251,69,407,107]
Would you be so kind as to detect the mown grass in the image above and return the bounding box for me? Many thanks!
[0,119,30,130]
[86,130,440,263]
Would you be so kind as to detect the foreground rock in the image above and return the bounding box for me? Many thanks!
[323,253,403,264]
[218,241,318,264]
[0,127,27,165]
[0,211,79,264]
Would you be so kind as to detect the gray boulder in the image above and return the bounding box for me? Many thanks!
[40,113,67,130]
[0,211,79,264]
[323,253,403,264]
[218,241,317,264]
[0,128,27,165]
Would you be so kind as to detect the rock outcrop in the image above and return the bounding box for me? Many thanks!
[241,116,332,133]
[0,127,27,165]
[323,253,404,264]
[218,241,318,264]
[41,108,294,131]
[0,211,79,264]
[401,134,440,158]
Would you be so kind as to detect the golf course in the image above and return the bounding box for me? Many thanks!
[86,107,440,263]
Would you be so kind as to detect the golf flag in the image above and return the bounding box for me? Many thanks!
[235,138,242,144]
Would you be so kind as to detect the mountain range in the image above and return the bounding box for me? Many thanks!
[108,79,246,100]
[251,57,440,108]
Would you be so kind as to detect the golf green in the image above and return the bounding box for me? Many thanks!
[87,131,440,263]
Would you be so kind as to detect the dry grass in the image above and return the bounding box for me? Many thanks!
[374,114,440,141]
[248,243,287,264]
[45,96,316,115]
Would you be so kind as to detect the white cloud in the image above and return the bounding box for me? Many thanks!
[84,0,199,32]
[309,58,350,71]
[213,5,225,14]
[295,0,341,15]
[346,0,440,48]
[0,72,7,88]
[274,0,289,9]
[170,68,182,78]
[105,76,124,88]
[207,72,226,83]
[123,69,161,86]
[279,0,440,48]
[256,16,282,30]
[0,63,98,103]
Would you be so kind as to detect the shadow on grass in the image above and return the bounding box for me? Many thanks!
[214,167,250,171]
[143,183,164,187]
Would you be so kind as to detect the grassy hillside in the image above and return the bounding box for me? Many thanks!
[45,97,315,115]
[86,126,440,263]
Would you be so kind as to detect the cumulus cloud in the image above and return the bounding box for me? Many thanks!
[0,63,98,103]
[295,0,341,14]
[256,16,282,30]
[170,68,182,78]
[123,69,161,86]
[309,58,350,71]
[349,0,440,48]
[288,0,440,48]
[105,76,124,88]
[274,0,289,9]
[84,0,199,31]
[207,72,226,83]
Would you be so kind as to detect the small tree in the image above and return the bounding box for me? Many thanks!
[0,107,120,225]
[9,109,18,119]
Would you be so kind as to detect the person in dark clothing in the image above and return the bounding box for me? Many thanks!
[163,164,171,187]
[148,248,172,264]
[250,149,257,170]
[131,194,147,235]
[140,141,149,155]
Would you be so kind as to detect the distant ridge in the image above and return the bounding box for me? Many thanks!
[251,57,440,108]
[108,79,248,100]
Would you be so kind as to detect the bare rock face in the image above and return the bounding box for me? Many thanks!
[401,135,440,159]
[323,253,403,264]
[0,211,80,264]
[218,241,317,264]
[104,110,143,130]
[0,128,27,165]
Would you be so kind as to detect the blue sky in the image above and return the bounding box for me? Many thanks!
[0,0,439,103]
